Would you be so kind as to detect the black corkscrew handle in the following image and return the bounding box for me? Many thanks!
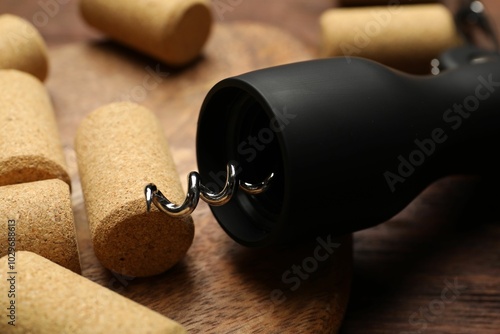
[196,55,500,247]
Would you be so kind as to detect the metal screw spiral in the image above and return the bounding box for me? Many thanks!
[145,162,274,217]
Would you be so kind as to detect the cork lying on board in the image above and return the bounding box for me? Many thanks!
[0,251,186,334]
[320,4,463,73]
[0,14,49,81]
[338,0,436,6]
[0,70,70,187]
[0,179,80,273]
[80,0,213,67]
[75,102,194,277]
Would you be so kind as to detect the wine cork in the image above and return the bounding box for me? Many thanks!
[0,251,186,333]
[0,14,49,81]
[0,70,70,187]
[75,102,194,277]
[80,0,213,66]
[320,4,464,73]
[0,179,80,273]
[338,0,436,6]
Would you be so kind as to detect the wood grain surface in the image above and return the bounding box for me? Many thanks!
[2,0,500,333]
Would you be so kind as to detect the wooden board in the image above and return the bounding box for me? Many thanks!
[46,22,352,333]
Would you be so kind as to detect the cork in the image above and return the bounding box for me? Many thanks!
[0,251,186,333]
[0,179,80,273]
[80,0,213,66]
[320,4,464,73]
[0,14,49,81]
[338,0,436,6]
[75,102,194,277]
[0,70,70,187]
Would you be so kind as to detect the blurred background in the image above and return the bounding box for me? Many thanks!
[3,0,498,53]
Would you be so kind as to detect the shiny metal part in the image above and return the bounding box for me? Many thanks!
[199,163,238,206]
[240,172,275,195]
[145,162,274,218]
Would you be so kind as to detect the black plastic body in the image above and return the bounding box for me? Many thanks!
[196,57,500,247]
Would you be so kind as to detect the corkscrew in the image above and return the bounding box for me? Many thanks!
[145,162,274,217]
[146,1,500,247]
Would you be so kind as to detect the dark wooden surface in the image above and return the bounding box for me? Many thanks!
[2,1,500,333]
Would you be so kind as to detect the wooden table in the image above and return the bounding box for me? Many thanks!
[2,1,500,333]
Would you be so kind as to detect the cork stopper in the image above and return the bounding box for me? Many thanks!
[0,14,49,81]
[0,179,80,273]
[338,0,436,6]
[0,69,70,187]
[320,4,464,73]
[80,0,213,66]
[75,102,194,277]
[0,251,186,333]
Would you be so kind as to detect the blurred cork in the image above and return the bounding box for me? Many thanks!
[80,0,213,66]
[0,70,70,187]
[0,179,80,273]
[75,102,194,277]
[338,0,436,6]
[0,251,186,334]
[0,14,49,81]
[320,4,464,73]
